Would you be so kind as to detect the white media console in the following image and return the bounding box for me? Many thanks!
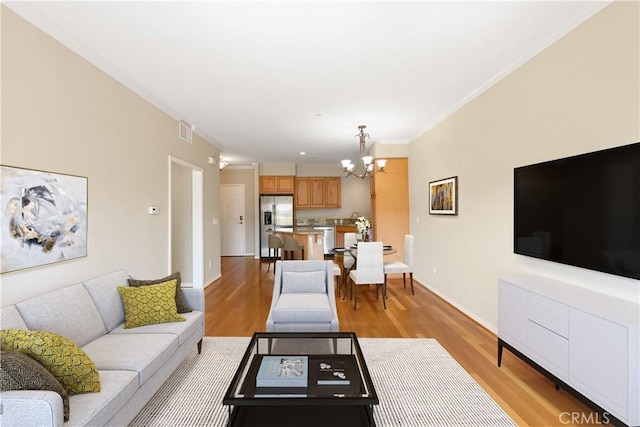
[498,275,639,426]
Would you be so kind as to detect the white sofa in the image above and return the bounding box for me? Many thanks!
[0,270,204,427]
[265,260,339,332]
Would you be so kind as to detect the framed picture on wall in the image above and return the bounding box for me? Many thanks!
[429,176,458,215]
[0,165,88,273]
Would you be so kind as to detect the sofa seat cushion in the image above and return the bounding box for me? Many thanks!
[15,284,107,347]
[82,333,178,386]
[83,270,130,332]
[109,311,203,346]
[67,370,138,427]
[271,294,333,323]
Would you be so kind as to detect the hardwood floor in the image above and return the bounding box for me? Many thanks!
[206,256,602,426]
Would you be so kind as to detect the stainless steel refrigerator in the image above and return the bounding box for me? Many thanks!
[260,195,294,258]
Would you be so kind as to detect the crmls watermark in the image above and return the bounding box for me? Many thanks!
[559,411,611,424]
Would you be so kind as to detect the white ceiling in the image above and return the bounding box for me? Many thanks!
[6,1,610,167]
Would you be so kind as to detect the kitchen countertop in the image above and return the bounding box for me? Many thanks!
[295,218,358,227]
[274,227,325,235]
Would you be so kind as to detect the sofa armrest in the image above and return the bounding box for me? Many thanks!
[1,390,64,427]
[181,287,204,312]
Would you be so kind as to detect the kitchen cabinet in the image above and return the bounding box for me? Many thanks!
[310,178,325,207]
[295,177,310,208]
[324,177,341,208]
[260,176,294,194]
[370,158,408,262]
[295,177,341,209]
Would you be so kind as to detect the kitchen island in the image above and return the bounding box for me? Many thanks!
[274,228,325,260]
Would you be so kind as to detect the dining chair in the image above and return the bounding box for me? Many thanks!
[283,235,305,260]
[332,263,342,296]
[383,234,414,295]
[267,234,284,272]
[348,241,385,310]
[338,232,358,296]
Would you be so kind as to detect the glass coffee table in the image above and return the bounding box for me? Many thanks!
[223,332,378,427]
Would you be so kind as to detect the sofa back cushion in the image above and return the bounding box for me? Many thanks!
[15,284,107,347]
[1,305,28,330]
[83,270,130,331]
[282,270,326,294]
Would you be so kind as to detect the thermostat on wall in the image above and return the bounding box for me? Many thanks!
[148,206,159,215]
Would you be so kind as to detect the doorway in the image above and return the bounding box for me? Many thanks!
[169,156,204,288]
[220,184,245,256]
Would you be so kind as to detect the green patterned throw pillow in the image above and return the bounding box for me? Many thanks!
[0,329,100,395]
[128,271,192,313]
[118,279,186,329]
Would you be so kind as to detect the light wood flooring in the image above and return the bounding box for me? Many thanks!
[205,256,603,427]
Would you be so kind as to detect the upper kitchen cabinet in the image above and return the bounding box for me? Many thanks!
[310,177,325,208]
[324,177,341,208]
[295,177,310,207]
[371,158,408,262]
[295,177,341,209]
[260,176,295,194]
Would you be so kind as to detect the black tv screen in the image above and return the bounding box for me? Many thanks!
[514,142,640,280]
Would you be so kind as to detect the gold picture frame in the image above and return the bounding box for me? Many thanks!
[429,176,458,215]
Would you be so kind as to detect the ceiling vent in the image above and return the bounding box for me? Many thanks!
[178,120,194,143]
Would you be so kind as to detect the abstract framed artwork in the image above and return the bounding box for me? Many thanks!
[1,165,88,273]
[429,176,458,215]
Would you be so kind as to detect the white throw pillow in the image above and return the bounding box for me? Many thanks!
[282,271,326,293]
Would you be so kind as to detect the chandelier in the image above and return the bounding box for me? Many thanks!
[340,125,387,179]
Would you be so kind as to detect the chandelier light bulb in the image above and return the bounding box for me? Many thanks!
[362,156,373,166]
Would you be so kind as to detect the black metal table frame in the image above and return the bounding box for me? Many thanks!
[223,332,379,426]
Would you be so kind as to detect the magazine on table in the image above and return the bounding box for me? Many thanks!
[256,356,309,388]
[316,360,351,385]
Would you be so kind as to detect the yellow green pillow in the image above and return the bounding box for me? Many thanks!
[117,279,186,329]
[0,329,101,395]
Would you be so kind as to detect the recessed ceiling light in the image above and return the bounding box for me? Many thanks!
[299,151,306,156]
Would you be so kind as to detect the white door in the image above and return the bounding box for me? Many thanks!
[221,184,245,256]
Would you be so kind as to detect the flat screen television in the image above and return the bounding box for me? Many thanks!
[514,142,640,280]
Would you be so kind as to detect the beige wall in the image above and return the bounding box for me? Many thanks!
[1,7,222,304]
[409,1,640,331]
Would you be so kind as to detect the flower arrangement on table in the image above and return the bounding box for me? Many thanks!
[355,217,372,241]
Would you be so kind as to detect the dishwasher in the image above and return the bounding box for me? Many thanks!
[313,226,335,255]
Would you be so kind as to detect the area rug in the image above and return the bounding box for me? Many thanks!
[130,337,516,426]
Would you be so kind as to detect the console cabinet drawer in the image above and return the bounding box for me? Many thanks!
[528,293,569,338]
[528,321,569,380]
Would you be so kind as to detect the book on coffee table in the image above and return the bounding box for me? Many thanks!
[256,356,309,388]
[316,360,351,385]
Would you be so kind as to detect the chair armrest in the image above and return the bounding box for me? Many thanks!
[1,390,64,427]
[181,287,204,312]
